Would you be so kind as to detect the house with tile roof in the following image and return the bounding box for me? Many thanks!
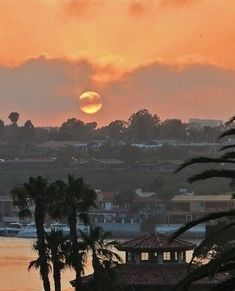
[74,233,223,290]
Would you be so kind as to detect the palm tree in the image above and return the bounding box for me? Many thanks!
[79,225,122,291]
[169,116,235,290]
[45,230,71,291]
[48,174,97,291]
[11,176,51,291]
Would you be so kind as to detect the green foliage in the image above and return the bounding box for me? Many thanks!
[79,225,123,291]
[170,116,235,290]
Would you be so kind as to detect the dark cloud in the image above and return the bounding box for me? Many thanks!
[0,56,94,125]
[0,57,234,126]
[98,62,235,122]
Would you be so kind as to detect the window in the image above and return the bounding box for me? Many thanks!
[141,252,149,261]
[127,252,132,262]
[163,252,171,261]
[154,252,158,257]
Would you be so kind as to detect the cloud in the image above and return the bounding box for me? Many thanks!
[97,62,235,122]
[0,57,234,126]
[0,56,95,125]
[128,1,147,17]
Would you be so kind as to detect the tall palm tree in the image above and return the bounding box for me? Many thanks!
[45,230,71,291]
[11,176,51,291]
[48,174,97,291]
[79,225,122,291]
[169,116,235,291]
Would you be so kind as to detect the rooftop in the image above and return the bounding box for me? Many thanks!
[172,194,233,202]
[118,264,221,287]
[117,233,195,251]
[77,264,223,288]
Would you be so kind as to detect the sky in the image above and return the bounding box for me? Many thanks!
[1,0,235,126]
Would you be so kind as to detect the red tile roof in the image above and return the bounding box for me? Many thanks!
[118,264,221,286]
[118,233,195,251]
[78,264,222,287]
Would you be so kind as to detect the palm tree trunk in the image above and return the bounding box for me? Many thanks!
[68,209,82,291]
[35,202,51,291]
[53,264,61,291]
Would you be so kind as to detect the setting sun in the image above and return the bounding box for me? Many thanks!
[79,91,102,114]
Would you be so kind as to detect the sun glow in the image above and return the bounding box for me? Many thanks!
[79,91,102,114]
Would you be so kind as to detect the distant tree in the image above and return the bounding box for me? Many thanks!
[22,120,35,141]
[58,118,96,140]
[114,188,135,207]
[160,119,186,140]
[24,120,34,129]
[8,112,19,125]
[0,119,5,137]
[106,120,127,141]
[128,109,160,142]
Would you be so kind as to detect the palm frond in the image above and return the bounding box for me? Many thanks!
[188,221,235,270]
[220,152,235,160]
[225,116,235,125]
[169,210,235,242]
[219,144,235,152]
[175,157,224,173]
[218,128,235,139]
[188,169,235,183]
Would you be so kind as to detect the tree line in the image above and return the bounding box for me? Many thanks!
[0,109,224,144]
[12,174,126,291]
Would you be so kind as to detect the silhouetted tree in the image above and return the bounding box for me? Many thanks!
[21,120,35,141]
[11,176,51,291]
[128,109,160,142]
[160,119,186,140]
[8,112,19,125]
[0,119,5,137]
[45,230,71,291]
[106,120,127,141]
[48,175,97,291]
[79,226,122,291]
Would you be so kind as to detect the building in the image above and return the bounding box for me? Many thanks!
[0,196,18,224]
[91,158,125,170]
[77,233,221,290]
[90,190,141,236]
[189,118,223,128]
[168,194,235,224]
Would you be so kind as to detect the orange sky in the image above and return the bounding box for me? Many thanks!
[0,0,235,126]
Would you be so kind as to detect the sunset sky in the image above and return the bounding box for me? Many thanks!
[1,0,235,126]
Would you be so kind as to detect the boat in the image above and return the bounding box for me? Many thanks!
[0,222,24,236]
[17,223,40,238]
[17,222,88,238]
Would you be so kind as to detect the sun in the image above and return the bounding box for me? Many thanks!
[79,91,102,114]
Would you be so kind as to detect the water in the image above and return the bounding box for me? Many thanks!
[0,237,199,291]
[0,237,93,291]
